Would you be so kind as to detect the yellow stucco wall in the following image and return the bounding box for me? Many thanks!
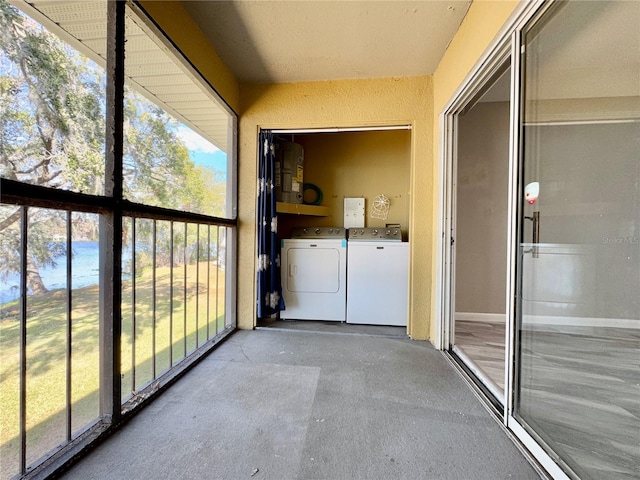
[239,77,434,339]
[430,0,520,341]
[138,0,240,113]
[278,130,411,238]
[140,0,522,343]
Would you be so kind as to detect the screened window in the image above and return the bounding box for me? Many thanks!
[0,1,237,479]
[122,7,235,217]
[0,2,106,194]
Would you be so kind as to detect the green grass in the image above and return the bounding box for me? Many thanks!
[0,261,227,479]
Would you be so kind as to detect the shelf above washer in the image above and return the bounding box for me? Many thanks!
[276,202,329,216]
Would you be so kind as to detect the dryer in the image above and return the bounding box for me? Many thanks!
[281,227,347,321]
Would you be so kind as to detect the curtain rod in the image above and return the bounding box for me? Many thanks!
[269,125,412,134]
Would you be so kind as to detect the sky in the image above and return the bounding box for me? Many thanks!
[176,126,228,174]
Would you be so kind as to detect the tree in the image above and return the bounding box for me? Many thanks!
[123,93,201,211]
[0,0,226,296]
[0,2,105,193]
[0,1,103,294]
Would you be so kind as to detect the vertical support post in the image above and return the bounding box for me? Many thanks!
[224,226,236,330]
[152,220,157,379]
[226,116,238,220]
[183,222,188,355]
[206,225,211,340]
[195,223,200,347]
[131,219,137,392]
[66,211,73,441]
[215,227,221,334]
[169,221,174,366]
[100,0,125,424]
[19,206,27,474]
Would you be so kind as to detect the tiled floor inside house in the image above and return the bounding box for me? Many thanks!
[454,320,506,390]
[454,320,640,480]
[60,326,542,480]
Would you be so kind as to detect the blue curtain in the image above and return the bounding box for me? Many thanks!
[256,130,285,317]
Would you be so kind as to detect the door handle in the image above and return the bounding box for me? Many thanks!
[532,211,540,246]
[525,211,540,258]
[289,264,297,277]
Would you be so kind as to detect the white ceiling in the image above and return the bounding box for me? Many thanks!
[182,0,472,84]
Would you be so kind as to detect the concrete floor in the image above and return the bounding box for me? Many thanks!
[60,327,543,480]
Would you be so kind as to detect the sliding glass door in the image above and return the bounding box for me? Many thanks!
[513,2,640,479]
[443,1,639,478]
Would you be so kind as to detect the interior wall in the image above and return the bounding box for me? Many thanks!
[522,122,640,320]
[455,101,509,315]
[431,0,520,341]
[239,77,433,339]
[277,130,411,239]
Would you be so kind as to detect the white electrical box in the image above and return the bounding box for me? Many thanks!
[344,197,365,228]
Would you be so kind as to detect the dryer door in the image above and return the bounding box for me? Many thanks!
[286,247,340,293]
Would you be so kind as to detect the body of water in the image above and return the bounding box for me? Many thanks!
[0,241,100,304]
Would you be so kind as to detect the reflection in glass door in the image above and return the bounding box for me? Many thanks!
[451,63,511,404]
[514,2,640,479]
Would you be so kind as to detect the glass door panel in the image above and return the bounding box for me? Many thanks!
[452,62,511,404]
[515,2,640,479]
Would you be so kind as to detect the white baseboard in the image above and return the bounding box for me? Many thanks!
[455,312,506,324]
[456,312,639,329]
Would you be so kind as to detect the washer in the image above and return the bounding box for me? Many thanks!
[347,227,409,326]
[281,227,347,321]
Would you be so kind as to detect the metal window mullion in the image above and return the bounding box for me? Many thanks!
[100,0,125,424]
[183,223,188,356]
[131,219,137,392]
[19,206,27,474]
[66,211,73,441]
[152,220,157,379]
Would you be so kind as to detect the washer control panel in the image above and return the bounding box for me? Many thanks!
[348,227,402,241]
[291,227,346,239]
